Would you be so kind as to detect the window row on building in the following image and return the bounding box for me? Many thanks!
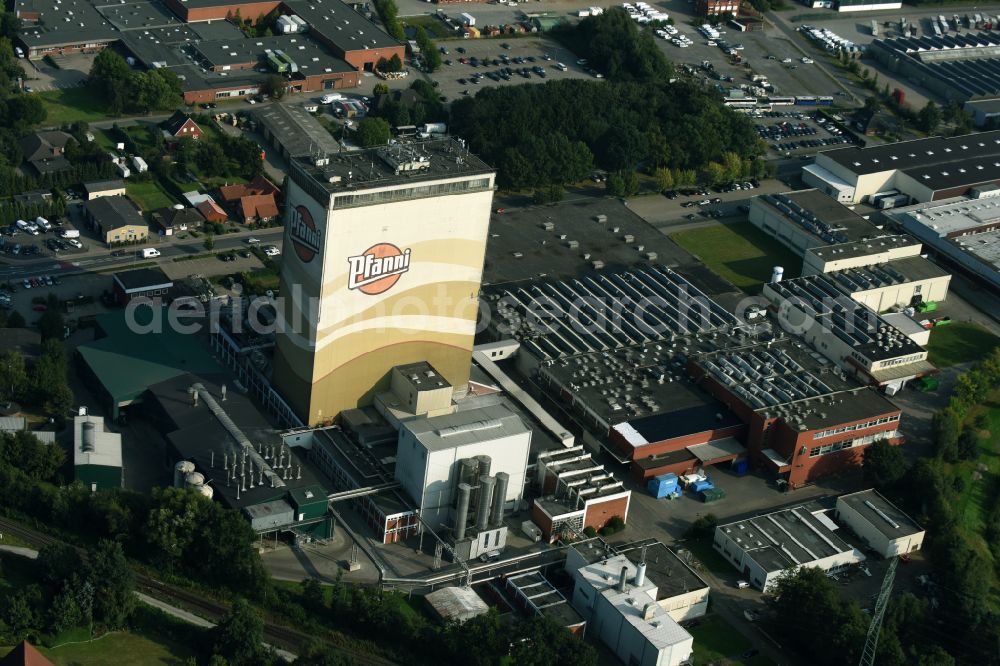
[810,429,899,457]
[813,414,899,440]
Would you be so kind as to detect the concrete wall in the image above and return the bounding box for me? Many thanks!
[802,243,922,275]
[658,588,709,623]
[849,274,951,312]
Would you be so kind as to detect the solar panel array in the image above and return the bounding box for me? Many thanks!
[699,347,836,410]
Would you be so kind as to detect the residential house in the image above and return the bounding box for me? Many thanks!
[218,175,280,224]
[240,194,279,224]
[161,111,204,142]
[0,641,55,666]
[83,196,149,246]
[196,198,228,223]
[18,130,74,175]
[151,206,204,236]
[83,179,127,200]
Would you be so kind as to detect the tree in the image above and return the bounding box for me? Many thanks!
[863,439,907,489]
[605,173,626,197]
[388,53,403,73]
[509,617,597,666]
[260,75,287,101]
[767,567,868,666]
[37,292,64,341]
[87,540,135,629]
[5,310,24,328]
[204,234,215,252]
[653,167,674,192]
[0,350,27,401]
[355,117,391,148]
[916,101,942,134]
[372,82,390,96]
[213,598,265,666]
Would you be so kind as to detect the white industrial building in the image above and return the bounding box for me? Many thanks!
[566,546,694,666]
[835,489,925,558]
[764,274,935,391]
[749,190,952,312]
[714,503,864,591]
[395,404,531,536]
[804,131,1000,205]
[885,192,1000,292]
[72,413,123,492]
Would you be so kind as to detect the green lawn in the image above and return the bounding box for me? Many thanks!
[670,222,801,294]
[126,181,176,212]
[0,631,195,666]
[402,15,450,39]
[37,87,109,125]
[953,391,1000,535]
[689,614,773,666]
[927,322,1000,367]
[199,175,247,189]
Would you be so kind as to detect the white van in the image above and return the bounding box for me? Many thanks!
[35,217,52,231]
[320,93,343,104]
[60,229,80,239]
[140,248,161,258]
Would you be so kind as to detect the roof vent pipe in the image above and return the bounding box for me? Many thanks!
[617,566,629,593]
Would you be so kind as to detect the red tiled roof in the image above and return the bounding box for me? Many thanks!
[218,184,247,202]
[0,641,55,666]
[196,199,227,222]
[247,175,279,197]
[240,194,279,221]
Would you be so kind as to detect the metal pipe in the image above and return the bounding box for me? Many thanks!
[455,483,472,541]
[476,475,495,532]
[490,472,509,527]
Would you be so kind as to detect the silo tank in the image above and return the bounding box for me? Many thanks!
[197,484,214,500]
[184,472,205,488]
[174,460,196,488]
[81,421,96,452]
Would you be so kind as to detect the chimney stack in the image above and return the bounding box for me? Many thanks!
[476,475,495,532]
[617,566,628,593]
[455,483,472,541]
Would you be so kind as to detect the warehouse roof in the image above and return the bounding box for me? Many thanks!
[425,586,489,624]
[112,266,173,292]
[85,195,145,228]
[284,0,402,52]
[76,308,225,405]
[616,541,710,601]
[17,0,118,49]
[404,403,529,453]
[84,179,126,194]
[825,255,950,294]
[765,275,927,363]
[837,489,923,540]
[808,234,921,264]
[755,190,879,245]
[717,503,858,574]
[253,102,342,159]
[73,414,122,470]
[819,130,1000,176]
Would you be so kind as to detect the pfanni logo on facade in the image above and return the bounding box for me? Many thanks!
[347,243,412,295]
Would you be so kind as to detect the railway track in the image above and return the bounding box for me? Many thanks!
[0,516,396,665]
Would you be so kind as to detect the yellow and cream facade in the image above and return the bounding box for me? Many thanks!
[272,141,496,425]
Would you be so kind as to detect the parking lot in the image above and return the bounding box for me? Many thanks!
[1,220,88,262]
[752,109,853,157]
[426,36,597,100]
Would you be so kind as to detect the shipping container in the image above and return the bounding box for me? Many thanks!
[647,473,679,498]
[700,488,726,503]
[691,479,714,493]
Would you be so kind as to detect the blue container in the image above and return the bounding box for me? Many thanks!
[648,473,680,499]
[732,459,749,476]
[691,479,715,493]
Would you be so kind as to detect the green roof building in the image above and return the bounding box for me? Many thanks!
[75,308,225,420]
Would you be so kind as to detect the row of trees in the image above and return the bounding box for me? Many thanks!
[372,0,405,42]
[450,79,764,190]
[413,26,441,72]
[768,568,954,666]
[0,338,73,416]
[89,50,184,116]
[369,79,446,130]
[552,8,671,82]
[0,540,135,645]
[856,348,1000,664]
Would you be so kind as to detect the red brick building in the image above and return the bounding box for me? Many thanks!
[161,111,204,141]
[696,0,740,16]
[689,351,904,489]
[531,447,631,543]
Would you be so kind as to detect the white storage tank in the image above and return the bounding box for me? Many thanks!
[197,484,214,500]
[184,471,205,488]
[174,460,196,487]
[770,266,784,284]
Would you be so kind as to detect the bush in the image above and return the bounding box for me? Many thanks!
[583,526,597,538]
[689,513,718,538]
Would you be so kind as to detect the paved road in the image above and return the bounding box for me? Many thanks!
[0,227,283,280]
